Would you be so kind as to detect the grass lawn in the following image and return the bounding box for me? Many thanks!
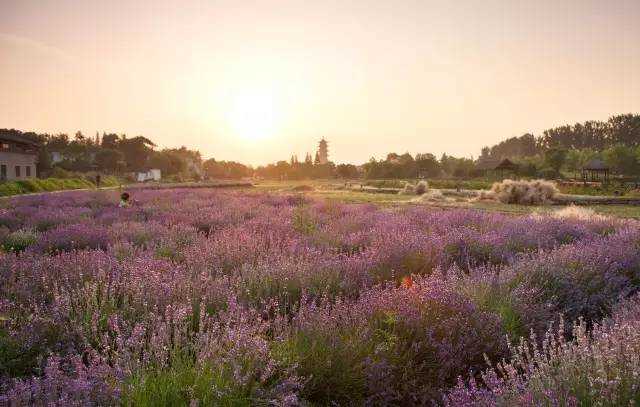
[450,200,640,219]
[253,180,640,219]
[587,205,640,219]
[311,190,411,204]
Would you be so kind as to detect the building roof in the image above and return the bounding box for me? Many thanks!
[583,159,609,171]
[0,133,40,147]
[476,157,519,171]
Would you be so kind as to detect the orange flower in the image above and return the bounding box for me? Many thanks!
[401,275,413,289]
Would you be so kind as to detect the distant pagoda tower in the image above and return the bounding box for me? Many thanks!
[317,138,329,165]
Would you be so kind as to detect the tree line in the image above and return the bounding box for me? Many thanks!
[1,129,249,181]
[1,129,482,181]
[480,113,640,177]
[4,112,639,182]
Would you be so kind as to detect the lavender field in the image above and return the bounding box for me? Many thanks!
[1,188,640,405]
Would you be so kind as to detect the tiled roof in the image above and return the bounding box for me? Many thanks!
[0,133,40,147]
[583,159,609,170]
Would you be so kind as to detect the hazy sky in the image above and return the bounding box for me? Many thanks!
[1,0,639,165]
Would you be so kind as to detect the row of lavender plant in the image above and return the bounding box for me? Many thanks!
[446,294,640,406]
[1,189,639,405]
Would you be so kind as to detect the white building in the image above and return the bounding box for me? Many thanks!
[136,168,161,182]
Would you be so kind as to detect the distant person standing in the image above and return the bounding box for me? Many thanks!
[95,174,102,189]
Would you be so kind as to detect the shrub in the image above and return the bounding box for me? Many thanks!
[0,229,38,253]
[428,179,492,190]
[398,181,428,196]
[117,303,300,406]
[0,182,26,196]
[365,179,406,189]
[0,226,9,241]
[503,227,640,326]
[2,355,120,406]
[33,223,109,253]
[292,206,317,235]
[277,277,507,404]
[451,268,552,342]
[415,180,428,195]
[537,166,559,179]
[0,178,95,197]
[399,182,415,195]
[446,294,640,406]
[490,179,559,205]
[50,167,75,179]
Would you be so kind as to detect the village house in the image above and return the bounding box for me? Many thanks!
[0,133,39,181]
[136,168,162,182]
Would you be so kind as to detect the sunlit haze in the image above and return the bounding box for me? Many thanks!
[2,0,639,165]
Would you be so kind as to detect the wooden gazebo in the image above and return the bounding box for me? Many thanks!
[475,158,518,179]
[581,159,610,183]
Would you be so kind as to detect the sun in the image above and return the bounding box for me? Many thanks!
[225,88,282,140]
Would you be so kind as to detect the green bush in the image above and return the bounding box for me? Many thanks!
[49,167,75,179]
[366,179,493,191]
[273,328,371,404]
[428,179,492,190]
[0,178,98,197]
[0,183,24,196]
[1,229,38,253]
[537,167,559,179]
[0,329,45,378]
[559,183,633,196]
[364,179,406,189]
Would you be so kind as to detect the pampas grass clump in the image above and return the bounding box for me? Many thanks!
[415,180,428,195]
[399,180,429,195]
[416,189,449,203]
[490,179,559,205]
[552,205,608,221]
[399,182,415,195]
[474,190,496,201]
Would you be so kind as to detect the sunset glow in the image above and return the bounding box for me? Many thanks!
[1,0,639,165]
[225,87,282,140]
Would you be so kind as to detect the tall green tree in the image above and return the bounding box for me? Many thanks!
[544,148,567,173]
[95,149,124,173]
[415,153,441,178]
[117,136,156,171]
[603,144,638,175]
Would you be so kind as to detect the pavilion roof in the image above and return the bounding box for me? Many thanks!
[583,159,609,171]
[494,158,518,171]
